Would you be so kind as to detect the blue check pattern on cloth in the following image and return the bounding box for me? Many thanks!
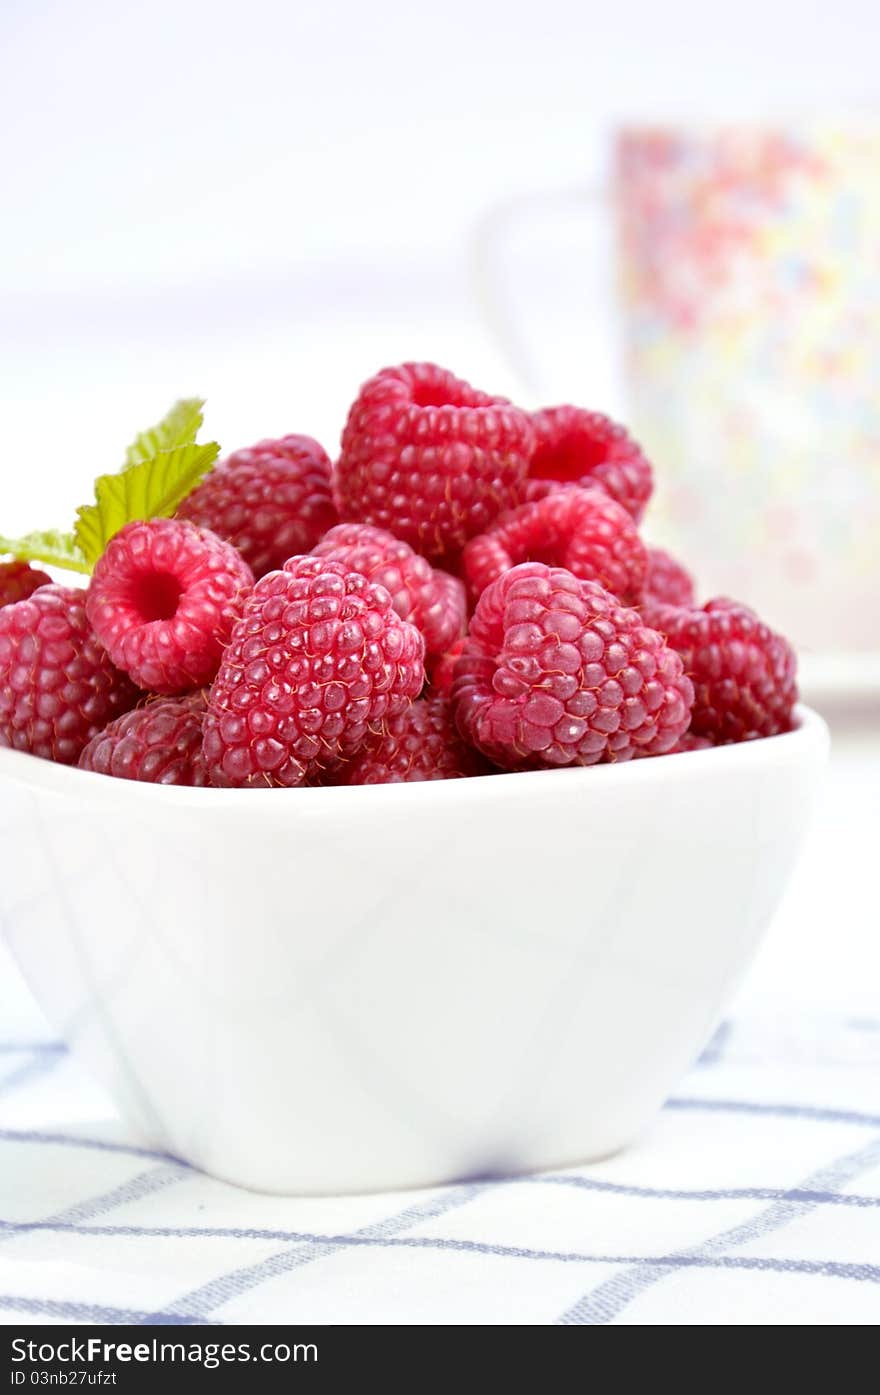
[2,1004,880,1325]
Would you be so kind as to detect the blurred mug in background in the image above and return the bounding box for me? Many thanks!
[478,124,880,685]
[616,124,880,670]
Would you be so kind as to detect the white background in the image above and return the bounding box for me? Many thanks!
[1,0,879,1020]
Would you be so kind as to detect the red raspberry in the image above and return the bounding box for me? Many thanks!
[422,568,468,657]
[462,489,647,607]
[643,545,695,607]
[0,561,52,608]
[526,406,653,521]
[337,693,488,784]
[86,519,254,696]
[0,586,137,764]
[670,731,714,753]
[79,693,208,785]
[641,597,797,743]
[312,523,466,658]
[336,362,535,564]
[178,434,337,577]
[429,635,467,697]
[453,563,692,768]
[202,556,425,788]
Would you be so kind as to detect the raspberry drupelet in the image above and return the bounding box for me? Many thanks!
[202,556,425,788]
[335,362,535,564]
[178,434,337,577]
[462,488,647,607]
[86,518,254,695]
[0,586,137,764]
[453,562,693,769]
[337,692,489,784]
[526,405,653,522]
[312,522,466,659]
[640,597,797,743]
[79,692,208,785]
[0,561,52,608]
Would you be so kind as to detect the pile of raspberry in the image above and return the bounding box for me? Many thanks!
[0,362,797,787]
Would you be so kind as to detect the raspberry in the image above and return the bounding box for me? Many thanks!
[0,561,52,608]
[178,434,337,578]
[526,406,653,521]
[643,545,695,607]
[429,635,467,697]
[202,556,425,787]
[0,586,137,764]
[336,362,534,563]
[79,693,208,785]
[641,597,797,743]
[86,519,254,696]
[462,489,647,606]
[312,523,466,658]
[337,693,488,784]
[453,563,693,768]
[670,730,714,753]
[422,568,468,657]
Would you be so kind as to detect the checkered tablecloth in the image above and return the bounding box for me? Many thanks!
[1,994,879,1326]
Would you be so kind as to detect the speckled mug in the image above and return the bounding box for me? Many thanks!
[614,124,880,659]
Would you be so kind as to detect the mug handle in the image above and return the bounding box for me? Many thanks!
[470,182,612,400]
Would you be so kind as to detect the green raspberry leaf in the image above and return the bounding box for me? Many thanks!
[123,397,206,468]
[74,440,221,566]
[0,529,90,575]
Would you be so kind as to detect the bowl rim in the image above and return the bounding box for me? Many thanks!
[0,703,830,811]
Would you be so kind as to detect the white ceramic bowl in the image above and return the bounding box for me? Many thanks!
[0,706,828,1194]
